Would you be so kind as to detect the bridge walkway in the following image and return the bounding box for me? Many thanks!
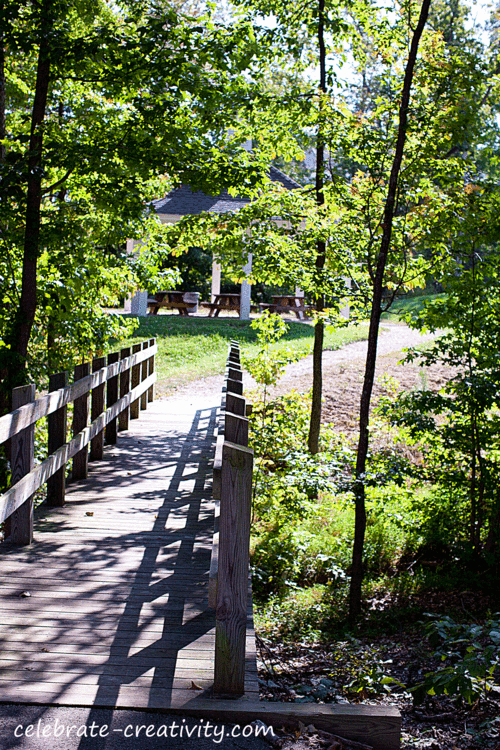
[0,398,258,709]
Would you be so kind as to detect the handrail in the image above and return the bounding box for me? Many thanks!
[1,338,156,544]
[0,344,157,445]
[210,341,254,698]
[0,373,155,524]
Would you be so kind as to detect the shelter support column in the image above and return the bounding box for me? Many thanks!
[211,260,221,302]
[341,277,351,319]
[239,253,252,321]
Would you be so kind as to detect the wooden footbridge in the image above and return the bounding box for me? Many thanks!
[0,340,401,750]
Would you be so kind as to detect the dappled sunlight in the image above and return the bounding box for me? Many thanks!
[0,402,218,715]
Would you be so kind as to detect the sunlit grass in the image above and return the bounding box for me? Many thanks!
[381,292,445,321]
[122,314,369,394]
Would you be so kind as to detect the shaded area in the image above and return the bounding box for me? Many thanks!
[0,402,224,713]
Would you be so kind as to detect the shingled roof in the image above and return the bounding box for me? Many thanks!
[153,165,301,217]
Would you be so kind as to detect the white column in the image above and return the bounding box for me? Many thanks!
[240,253,252,321]
[124,239,137,312]
[131,290,148,316]
[341,277,351,319]
[211,259,221,302]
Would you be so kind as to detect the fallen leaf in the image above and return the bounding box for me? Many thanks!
[85,512,94,516]
[189,681,203,690]
[19,591,31,598]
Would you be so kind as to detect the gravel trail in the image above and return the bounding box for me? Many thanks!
[158,323,441,432]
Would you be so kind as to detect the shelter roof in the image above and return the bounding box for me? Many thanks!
[153,166,301,217]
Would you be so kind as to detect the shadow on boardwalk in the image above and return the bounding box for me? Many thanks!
[0,404,219,720]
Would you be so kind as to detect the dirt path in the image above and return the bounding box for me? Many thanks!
[159,323,451,435]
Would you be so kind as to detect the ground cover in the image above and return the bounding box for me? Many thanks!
[124,314,369,396]
[246,324,500,750]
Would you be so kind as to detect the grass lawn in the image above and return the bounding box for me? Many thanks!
[122,314,369,395]
[381,292,445,321]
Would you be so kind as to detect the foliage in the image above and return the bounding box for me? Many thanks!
[412,614,500,705]
[0,0,269,398]
[242,311,301,388]
[248,372,420,600]
[383,255,500,561]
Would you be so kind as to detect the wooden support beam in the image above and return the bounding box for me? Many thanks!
[214,441,253,696]
[72,363,90,481]
[140,341,149,411]
[118,347,131,431]
[174,701,401,750]
[90,357,105,461]
[8,385,36,545]
[130,343,141,419]
[46,372,68,506]
[105,352,119,445]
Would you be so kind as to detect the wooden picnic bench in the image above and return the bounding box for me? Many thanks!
[147,291,199,316]
[204,293,241,318]
[260,293,311,320]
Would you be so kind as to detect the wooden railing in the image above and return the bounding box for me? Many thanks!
[210,341,254,697]
[0,338,157,546]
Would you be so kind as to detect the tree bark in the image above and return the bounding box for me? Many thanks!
[0,38,5,164]
[348,0,431,623]
[307,0,326,455]
[2,3,51,400]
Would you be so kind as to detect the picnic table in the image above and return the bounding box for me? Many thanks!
[205,293,241,318]
[262,293,310,320]
[147,291,199,316]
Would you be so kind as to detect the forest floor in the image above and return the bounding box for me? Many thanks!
[161,322,499,750]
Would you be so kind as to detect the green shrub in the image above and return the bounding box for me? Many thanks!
[412,614,500,705]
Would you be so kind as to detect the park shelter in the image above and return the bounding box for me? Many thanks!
[127,166,301,319]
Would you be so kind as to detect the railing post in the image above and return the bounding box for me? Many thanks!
[226,378,243,396]
[148,338,155,403]
[47,372,68,506]
[140,341,149,411]
[130,343,141,419]
[227,366,242,382]
[214,441,253,696]
[226,392,246,416]
[90,356,105,461]
[8,385,36,545]
[118,346,131,431]
[105,351,119,445]
[72,362,90,481]
[224,413,249,447]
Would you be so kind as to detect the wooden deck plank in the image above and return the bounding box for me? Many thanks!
[0,399,259,711]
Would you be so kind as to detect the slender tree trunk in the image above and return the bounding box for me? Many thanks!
[0,38,5,164]
[348,0,431,623]
[307,0,326,455]
[2,6,51,402]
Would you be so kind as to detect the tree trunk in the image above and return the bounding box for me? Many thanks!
[2,5,51,401]
[307,0,326,455]
[0,38,5,164]
[348,0,431,623]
